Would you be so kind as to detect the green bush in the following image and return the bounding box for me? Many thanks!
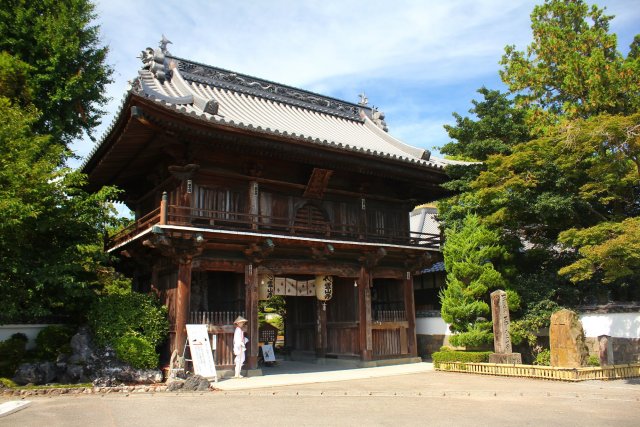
[0,377,17,388]
[113,333,158,369]
[0,333,28,377]
[432,350,491,368]
[587,355,600,367]
[533,349,551,366]
[35,325,75,360]
[87,292,168,348]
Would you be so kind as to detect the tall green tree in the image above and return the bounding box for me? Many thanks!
[0,0,124,323]
[440,0,640,354]
[438,88,531,229]
[0,0,112,148]
[500,0,640,130]
[440,215,517,347]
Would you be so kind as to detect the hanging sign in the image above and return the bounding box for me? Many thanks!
[185,324,217,382]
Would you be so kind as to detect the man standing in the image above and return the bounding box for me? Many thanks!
[233,316,248,378]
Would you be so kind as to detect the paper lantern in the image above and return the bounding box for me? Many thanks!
[258,273,275,300]
[315,275,333,301]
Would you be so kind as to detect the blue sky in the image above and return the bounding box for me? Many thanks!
[73,0,640,166]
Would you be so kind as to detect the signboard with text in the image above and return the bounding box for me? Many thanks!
[185,324,217,381]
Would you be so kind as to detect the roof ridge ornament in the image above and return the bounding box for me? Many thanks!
[160,35,172,55]
[139,36,173,83]
[358,92,368,106]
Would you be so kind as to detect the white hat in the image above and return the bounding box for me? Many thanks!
[234,316,248,325]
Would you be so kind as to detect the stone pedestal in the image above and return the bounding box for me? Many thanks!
[550,309,588,368]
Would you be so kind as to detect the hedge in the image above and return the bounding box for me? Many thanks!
[432,349,491,368]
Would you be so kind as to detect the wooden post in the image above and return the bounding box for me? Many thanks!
[244,264,259,369]
[404,272,418,357]
[358,267,372,361]
[173,257,192,355]
[315,299,327,358]
[159,191,168,225]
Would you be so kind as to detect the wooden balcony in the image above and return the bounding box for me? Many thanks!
[108,204,441,250]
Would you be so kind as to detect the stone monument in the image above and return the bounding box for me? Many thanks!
[549,309,589,367]
[489,290,522,364]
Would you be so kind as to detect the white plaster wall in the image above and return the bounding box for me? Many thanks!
[580,312,640,339]
[416,316,450,335]
[0,324,54,349]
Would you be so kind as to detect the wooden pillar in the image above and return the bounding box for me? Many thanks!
[244,264,259,369]
[404,272,418,357]
[358,267,372,361]
[315,300,327,358]
[173,257,193,355]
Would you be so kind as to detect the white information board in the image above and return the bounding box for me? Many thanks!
[185,324,217,382]
[261,344,276,362]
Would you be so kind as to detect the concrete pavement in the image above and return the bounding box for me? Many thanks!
[214,360,435,391]
[1,360,639,426]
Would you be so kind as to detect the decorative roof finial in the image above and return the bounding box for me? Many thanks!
[160,35,172,55]
[358,92,368,106]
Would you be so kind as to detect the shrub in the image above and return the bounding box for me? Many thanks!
[0,377,17,388]
[113,333,159,369]
[533,349,551,366]
[0,333,28,377]
[87,292,168,348]
[587,355,600,367]
[432,350,491,368]
[35,325,75,360]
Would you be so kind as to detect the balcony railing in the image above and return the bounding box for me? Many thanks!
[108,204,441,250]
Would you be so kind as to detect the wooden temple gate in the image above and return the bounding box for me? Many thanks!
[82,43,451,373]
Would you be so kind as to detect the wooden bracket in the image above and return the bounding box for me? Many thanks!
[359,247,387,269]
[310,243,335,260]
[243,238,275,264]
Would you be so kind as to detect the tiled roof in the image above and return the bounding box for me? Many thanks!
[84,44,463,172]
[421,261,445,273]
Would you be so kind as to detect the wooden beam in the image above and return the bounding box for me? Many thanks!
[263,260,360,277]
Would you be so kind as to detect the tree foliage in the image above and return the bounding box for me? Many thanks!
[0,0,112,147]
[0,0,125,324]
[439,0,640,354]
[440,215,517,347]
[438,88,531,229]
[0,99,122,322]
[500,0,640,129]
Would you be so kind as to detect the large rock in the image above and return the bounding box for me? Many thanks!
[68,326,96,364]
[13,362,57,385]
[550,309,589,368]
[182,375,211,391]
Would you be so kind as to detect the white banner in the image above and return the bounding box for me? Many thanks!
[185,324,217,381]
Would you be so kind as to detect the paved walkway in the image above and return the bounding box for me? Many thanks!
[214,360,434,390]
[2,361,639,426]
